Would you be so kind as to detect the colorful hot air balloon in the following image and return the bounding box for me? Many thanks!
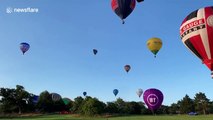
[20,42,30,55]
[136,89,143,98]
[51,93,61,102]
[180,6,213,78]
[93,49,98,55]
[143,88,164,112]
[124,65,131,73]
[62,98,71,105]
[136,0,144,3]
[83,92,87,96]
[113,89,119,96]
[147,38,162,57]
[111,0,136,24]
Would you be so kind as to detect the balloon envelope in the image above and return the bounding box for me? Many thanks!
[111,0,136,24]
[51,93,61,102]
[180,6,213,78]
[83,92,87,96]
[62,98,71,105]
[136,89,143,98]
[20,42,30,54]
[93,49,98,55]
[143,88,163,111]
[124,65,131,73]
[136,0,144,3]
[147,38,162,57]
[113,89,119,96]
[32,95,39,104]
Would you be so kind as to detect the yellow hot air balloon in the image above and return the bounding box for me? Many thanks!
[147,37,162,57]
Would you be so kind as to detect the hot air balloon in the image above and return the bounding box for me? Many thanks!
[143,88,163,112]
[93,49,98,55]
[113,89,119,96]
[136,0,144,3]
[111,0,136,24]
[136,89,143,98]
[147,38,162,57]
[51,93,62,102]
[83,92,87,96]
[32,95,39,104]
[180,6,213,78]
[20,42,30,55]
[62,98,71,105]
[124,65,131,73]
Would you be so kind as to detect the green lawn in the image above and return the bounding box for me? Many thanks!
[1,114,213,120]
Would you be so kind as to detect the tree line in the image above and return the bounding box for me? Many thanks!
[1,85,213,116]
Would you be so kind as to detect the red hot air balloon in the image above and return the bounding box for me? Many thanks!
[180,6,213,78]
[111,0,136,24]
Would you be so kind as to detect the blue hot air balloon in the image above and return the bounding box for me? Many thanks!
[113,89,119,96]
[93,49,98,55]
[20,42,30,55]
[32,95,39,104]
[83,92,87,96]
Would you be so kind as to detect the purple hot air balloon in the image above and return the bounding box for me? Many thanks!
[20,42,30,55]
[143,88,163,111]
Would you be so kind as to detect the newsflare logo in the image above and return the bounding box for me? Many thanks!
[6,7,39,14]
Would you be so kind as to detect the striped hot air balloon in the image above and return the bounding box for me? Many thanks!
[111,0,136,24]
[51,93,61,102]
[20,42,30,55]
[180,6,213,78]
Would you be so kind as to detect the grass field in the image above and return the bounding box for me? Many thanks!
[1,114,213,120]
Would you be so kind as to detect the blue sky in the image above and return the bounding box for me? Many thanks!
[0,0,213,106]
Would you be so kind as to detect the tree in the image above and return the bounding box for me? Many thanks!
[138,102,150,115]
[14,85,30,114]
[0,85,30,114]
[168,103,180,114]
[208,101,213,114]
[105,102,118,114]
[0,87,16,113]
[156,105,169,114]
[114,98,128,114]
[72,96,84,113]
[81,97,106,116]
[126,102,142,114]
[179,94,194,114]
[52,99,66,112]
[194,92,210,115]
[36,90,53,113]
